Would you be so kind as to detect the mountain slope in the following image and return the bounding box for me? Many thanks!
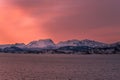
[57,39,108,48]
[26,39,56,49]
[11,43,26,48]
[0,44,12,49]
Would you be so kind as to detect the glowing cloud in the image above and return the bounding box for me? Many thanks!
[0,0,120,44]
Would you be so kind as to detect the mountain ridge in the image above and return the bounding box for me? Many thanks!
[0,39,118,49]
[57,39,108,48]
[0,39,119,54]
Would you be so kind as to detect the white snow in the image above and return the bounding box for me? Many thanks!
[26,39,55,48]
[57,39,108,48]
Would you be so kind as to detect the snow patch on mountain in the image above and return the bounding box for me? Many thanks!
[80,39,108,47]
[26,39,55,48]
[57,39,108,47]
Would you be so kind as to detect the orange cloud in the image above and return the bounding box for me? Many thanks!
[0,0,120,44]
[0,5,49,44]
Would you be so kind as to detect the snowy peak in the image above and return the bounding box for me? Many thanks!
[27,39,55,48]
[57,39,108,47]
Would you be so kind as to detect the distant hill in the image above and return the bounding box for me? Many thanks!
[57,39,108,48]
[0,39,119,54]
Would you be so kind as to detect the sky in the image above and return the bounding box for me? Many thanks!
[0,0,120,44]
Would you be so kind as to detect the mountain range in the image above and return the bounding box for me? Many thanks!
[0,39,119,54]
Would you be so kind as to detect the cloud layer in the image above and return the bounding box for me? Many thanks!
[0,0,120,44]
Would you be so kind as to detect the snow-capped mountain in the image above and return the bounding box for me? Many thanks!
[26,39,56,49]
[57,39,108,48]
[0,39,119,54]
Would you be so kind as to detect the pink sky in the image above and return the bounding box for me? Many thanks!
[0,0,120,44]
